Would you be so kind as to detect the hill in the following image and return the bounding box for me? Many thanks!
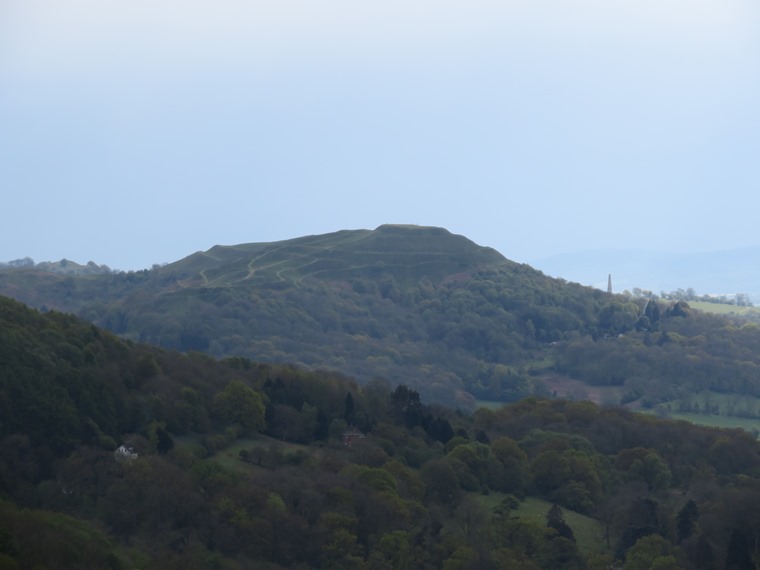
[0,256,113,276]
[166,224,507,287]
[3,225,760,415]
[0,225,596,408]
[4,294,760,569]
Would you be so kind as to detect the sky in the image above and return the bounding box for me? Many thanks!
[2,0,759,271]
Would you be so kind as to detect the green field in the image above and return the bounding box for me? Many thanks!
[210,438,263,471]
[478,494,608,556]
[655,389,760,434]
[666,412,760,433]
[475,399,508,411]
[687,301,760,318]
[174,434,318,474]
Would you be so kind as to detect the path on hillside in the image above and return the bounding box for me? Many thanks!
[287,231,377,286]
[240,246,289,282]
[239,231,376,286]
[224,228,456,287]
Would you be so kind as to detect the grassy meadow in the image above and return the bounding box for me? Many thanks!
[688,300,760,318]
[477,494,609,556]
[663,412,760,433]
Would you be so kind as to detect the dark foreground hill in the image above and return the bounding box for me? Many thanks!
[4,294,760,569]
[3,224,760,414]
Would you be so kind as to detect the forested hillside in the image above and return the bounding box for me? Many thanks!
[3,225,760,416]
[3,295,760,569]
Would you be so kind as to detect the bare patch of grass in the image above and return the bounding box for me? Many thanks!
[478,494,609,556]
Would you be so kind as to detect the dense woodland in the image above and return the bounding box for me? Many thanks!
[3,225,760,416]
[4,295,760,569]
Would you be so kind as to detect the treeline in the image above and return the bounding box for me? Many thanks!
[554,298,760,408]
[0,256,115,275]
[4,295,760,568]
[624,286,755,307]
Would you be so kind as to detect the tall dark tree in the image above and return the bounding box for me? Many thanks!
[676,500,699,543]
[694,534,716,570]
[539,537,586,570]
[155,426,174,454]
[391,385,423,429]
[725,529,754,570]
[427,417,454,444]
[644,299,661,325]
[547,503,576,543]
[315,408,329,441]
[344,392,355,424]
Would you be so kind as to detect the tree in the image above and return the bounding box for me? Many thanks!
[725,529,754,570]
[453,495,488,544]
[624,535,681,570]
[391,385,423,428]
[421,458,461,506]
[588,553,618,570]
[368,530,413,569]
[344,392,355,424]
[538,536,586,570]
[547,504,576,542]
[155,425,174,454]
[213,380,266,435]
[676,500,699,543]
[616,448,671,491]
[630,453,672,492]
[644,300,661,325]
[598,302,639,333]
[427,417,455,444]
[670,301,691,318]
[693,533,716,570]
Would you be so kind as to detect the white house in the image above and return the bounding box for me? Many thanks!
[114,444,138,462]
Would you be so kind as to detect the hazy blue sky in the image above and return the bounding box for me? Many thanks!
[2,1,759,271]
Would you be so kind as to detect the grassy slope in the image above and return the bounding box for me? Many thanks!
[175,434,318,473]
[688,301,760,318]
[478,494,608,556]
[161,225,507,289]
[517,497,607,556]
[664,412,760,432]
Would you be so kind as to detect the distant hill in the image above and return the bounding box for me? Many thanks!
[0,256,113,276]
[0,225,602,407]
[531,248,760,301]
[167,224,507,286]
[3,224,760,412]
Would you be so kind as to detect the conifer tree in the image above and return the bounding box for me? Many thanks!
[547,503,576,542]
